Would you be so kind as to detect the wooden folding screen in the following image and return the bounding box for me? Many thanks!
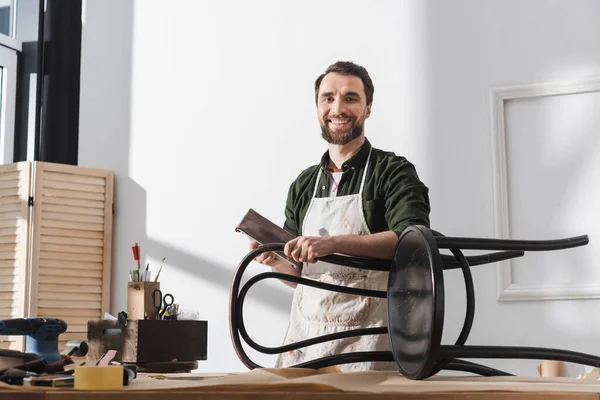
[0,162,32,350]
[0,161,113,351]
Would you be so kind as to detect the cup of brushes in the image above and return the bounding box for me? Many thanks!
[127,242,167,320]
[129,242,165,282]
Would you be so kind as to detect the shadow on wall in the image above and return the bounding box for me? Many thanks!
[110,176,294,322]
[144,238,294,317]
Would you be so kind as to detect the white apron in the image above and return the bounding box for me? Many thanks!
[277,150,394,371]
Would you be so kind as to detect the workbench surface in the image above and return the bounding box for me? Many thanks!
[3,368,600,399]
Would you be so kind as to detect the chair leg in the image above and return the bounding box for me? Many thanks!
[435,235,588,251]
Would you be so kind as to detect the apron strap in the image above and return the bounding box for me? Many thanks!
[359,148,372,194]
[312,168,323,198]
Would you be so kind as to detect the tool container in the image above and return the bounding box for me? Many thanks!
[87,319,207,364]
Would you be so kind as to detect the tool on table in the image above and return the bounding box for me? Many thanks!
[0,318,67,363]
[0,349,41,370]
[122,364,137,385]
[165,303,179,320]
[117,311,128,328]
[23,375,75,388]
[60,340,88,358]
[152,289,174,320]
[0,353,46,379]
[96,349,118,366]
[0,375,27,385]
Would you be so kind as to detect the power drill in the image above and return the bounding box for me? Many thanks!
[0,318,67,363]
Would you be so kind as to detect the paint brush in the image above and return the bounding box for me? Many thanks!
[154,257,166,282]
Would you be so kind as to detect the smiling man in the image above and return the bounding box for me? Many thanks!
[250,61,431,371]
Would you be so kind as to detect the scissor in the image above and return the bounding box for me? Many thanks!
[152,289,174,320]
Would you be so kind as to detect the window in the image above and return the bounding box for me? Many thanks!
[0,41,18,164]
[0,0,19,164]
[0,0,15,37]
[0,0,82,166]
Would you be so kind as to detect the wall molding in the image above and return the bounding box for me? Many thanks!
[490,77,600,301]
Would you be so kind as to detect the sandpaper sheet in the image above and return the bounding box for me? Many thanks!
[127,369,600,394]
[4,368,600,396]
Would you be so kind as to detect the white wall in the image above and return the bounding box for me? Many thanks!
[423,0,600,376]
[79,0,600,375]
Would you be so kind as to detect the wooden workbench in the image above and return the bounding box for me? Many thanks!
[3,368,600,399]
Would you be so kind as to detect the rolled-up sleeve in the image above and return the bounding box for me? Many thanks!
[283,181,300,237]
[382,159,431,237]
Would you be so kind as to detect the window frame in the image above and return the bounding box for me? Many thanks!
[0,38,21,164]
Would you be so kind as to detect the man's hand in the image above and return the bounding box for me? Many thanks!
[249,240,278,266]
[249,241,300,288]
[284,231,399,262]
[284,236,336,264]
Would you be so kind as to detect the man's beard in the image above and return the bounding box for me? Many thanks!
[320,119,364,145]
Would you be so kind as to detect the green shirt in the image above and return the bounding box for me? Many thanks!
[284,138,431,237]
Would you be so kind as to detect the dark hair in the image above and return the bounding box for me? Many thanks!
[314,61,374,106]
